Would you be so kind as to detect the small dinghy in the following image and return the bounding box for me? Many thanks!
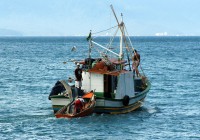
[55,92,95,118]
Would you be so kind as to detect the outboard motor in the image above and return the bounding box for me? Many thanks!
[48,81,66,100]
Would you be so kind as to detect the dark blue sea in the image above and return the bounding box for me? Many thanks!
[0,36,200,140]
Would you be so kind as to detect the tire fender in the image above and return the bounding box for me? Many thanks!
[122,95,130,106]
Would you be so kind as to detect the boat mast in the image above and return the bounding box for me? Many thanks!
[110,5,123,60]
[110,5,131,70]
[87,30,92,59]
[120,13,124,60]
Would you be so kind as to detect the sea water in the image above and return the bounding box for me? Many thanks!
[0,36,200,139]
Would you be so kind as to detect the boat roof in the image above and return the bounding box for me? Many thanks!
[80,58,129,76]
[79,58,127,65]
[109,59,127,65]
[87,69,128,76]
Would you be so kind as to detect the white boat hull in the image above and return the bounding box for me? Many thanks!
[50,96,70,113]
[50,85,149,114]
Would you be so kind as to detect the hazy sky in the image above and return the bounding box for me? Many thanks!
[0,0,199,36]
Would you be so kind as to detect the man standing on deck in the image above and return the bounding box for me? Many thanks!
[132,50,140,77]
[75,63,82,89]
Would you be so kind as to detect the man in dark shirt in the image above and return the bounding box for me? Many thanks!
[75,63,82,89]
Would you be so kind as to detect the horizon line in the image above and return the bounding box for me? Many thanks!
[0,35,200,38]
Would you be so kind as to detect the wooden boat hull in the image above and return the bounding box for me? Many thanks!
[55,103,95,118]
[55,92,96,118]
[95,98,145,114]
[94,93,147,114]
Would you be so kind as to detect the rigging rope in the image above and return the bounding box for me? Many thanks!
[124,25,134,57]
[92,25,118,35]
[91,22,146,77]
[106,27,119,48]
[124,25,146,77]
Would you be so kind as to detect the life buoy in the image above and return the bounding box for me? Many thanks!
[122,95,130,106]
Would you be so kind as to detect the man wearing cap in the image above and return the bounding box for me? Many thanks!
[75,63,82,89]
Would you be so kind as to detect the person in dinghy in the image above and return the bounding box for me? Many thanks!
[74,98,85,114]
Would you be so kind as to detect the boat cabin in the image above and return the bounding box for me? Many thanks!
[80,57,137,99]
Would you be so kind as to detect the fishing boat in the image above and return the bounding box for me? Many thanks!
[49,5,151,115]
[55,92,95,118]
